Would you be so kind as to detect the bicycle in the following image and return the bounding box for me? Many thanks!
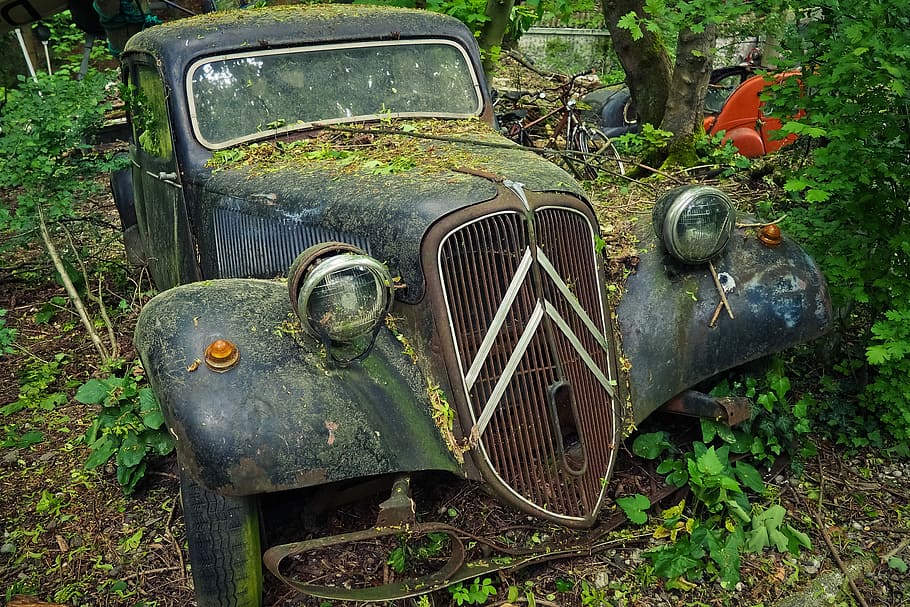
[495,70,626,179]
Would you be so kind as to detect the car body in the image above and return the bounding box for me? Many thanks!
[113,6,831,605]
[584,66,799,156]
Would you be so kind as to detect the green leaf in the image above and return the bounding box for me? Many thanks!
[75,379,110,404]
[616,11,643,40]
[695,447,725,476]
[632,431,671,459]
[120,529,143,552]
[116,432,145,468]
[733,461,765,493]
[888,557,908,573]
[117,460,147,494]
[387,546,406,573]
[617,494,651,524]
[85,435,117,469]
[805,189,831,202]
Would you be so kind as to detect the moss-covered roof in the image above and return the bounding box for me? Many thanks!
[124,4,477,63]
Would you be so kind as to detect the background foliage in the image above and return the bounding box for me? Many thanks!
[775,0,910,443]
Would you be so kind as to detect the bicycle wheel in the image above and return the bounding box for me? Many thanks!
[571,124,626,178]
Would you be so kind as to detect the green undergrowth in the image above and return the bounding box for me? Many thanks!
[77,359,175,494]
[617,361,815,590]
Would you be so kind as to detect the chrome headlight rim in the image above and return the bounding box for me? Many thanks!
[653,185,736,264]
[288,243,393,344]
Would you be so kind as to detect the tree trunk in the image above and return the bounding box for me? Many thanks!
[478,0,516,72]
[660,22,717,160]
[600,0,672,127]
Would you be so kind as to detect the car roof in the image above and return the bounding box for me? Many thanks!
[123,4,477,64]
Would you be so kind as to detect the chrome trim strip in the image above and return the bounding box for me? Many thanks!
[471,302,545,436]
[544,301,615,397]
[536,248,612,357]
[464,248,533,389]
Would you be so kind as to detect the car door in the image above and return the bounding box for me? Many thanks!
[127,60,199,290]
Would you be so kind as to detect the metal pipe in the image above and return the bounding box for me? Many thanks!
[14,28,38,83]
[42,41,52,75]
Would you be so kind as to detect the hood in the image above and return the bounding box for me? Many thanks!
[189,123,587,303]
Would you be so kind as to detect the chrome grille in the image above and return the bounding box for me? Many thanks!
[438,207,619,523]
[212,207,371,278]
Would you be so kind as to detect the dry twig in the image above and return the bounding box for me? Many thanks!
[708,260,734,321]
[815,458,872,607]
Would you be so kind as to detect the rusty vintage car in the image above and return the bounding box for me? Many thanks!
[112,5,832,605]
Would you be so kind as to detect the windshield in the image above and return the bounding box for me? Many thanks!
[187,40,483,149]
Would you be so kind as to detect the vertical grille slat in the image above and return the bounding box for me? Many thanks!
[437,206,619,524]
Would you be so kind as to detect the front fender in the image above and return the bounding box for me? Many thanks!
[618,225,832,424]
[135,279,459,496]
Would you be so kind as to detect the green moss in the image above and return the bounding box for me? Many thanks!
[207,119,504,178]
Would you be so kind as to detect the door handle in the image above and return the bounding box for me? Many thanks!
[147,171,181,186]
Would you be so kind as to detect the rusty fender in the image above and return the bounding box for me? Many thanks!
[617,225,832,424]
[134,278,460,496]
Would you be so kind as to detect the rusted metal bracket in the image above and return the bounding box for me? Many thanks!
[661,390,752,426]
[376,475,416,527]
[262,521,632,602]
[262,483,681,602]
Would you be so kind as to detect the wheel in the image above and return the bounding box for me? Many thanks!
[571,125,626,179]
[598,93,639,139]
[180,468,263,607]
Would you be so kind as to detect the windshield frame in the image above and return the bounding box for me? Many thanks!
[185,38,485,150]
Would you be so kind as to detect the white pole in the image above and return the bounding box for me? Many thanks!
[42,41,53,75]
[14,28,39,83]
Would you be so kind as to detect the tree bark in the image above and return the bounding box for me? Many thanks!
[661,22,717,154]
[600,0,673,127]
[478,0,516,71]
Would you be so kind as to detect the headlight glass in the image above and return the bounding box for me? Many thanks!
[653,186,735,263]
[290,246,393,345]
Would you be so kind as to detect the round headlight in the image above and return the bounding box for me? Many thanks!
[289,244,393,344]
[652,185,736,263]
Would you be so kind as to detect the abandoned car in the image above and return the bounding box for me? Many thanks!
[584,66,800,156]
[112,5,832,605]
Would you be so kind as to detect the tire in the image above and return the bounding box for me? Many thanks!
[180,469,263,607]
[598,93,639,139]
[571,125,626,179]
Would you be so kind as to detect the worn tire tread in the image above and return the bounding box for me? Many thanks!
[180,470,262,607]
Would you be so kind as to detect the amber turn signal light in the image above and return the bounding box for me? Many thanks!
[758,224,782,247]
[204,339,240,372]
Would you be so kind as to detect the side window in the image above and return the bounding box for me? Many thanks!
[704,75,740,114]
[130,64,174,160]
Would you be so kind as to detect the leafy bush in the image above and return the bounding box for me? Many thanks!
[0,353,69,416]
[625,366,816,589]
[775,0,910,442]
[77,361,175,493]
[0,67,116,255]
[450,577,497,605]
[628,433,811,588]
